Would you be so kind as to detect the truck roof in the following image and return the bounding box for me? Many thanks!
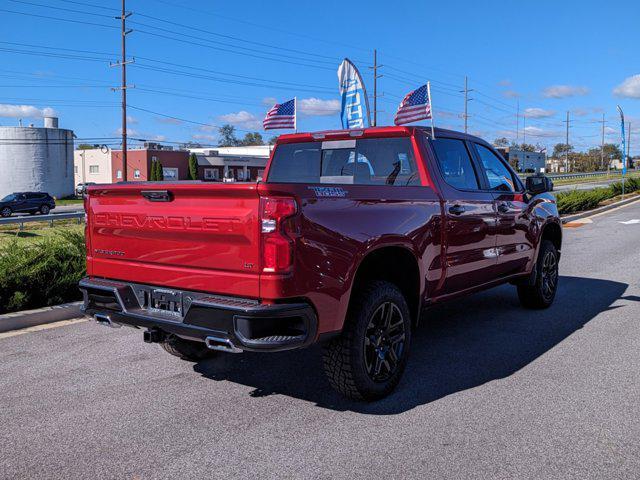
[275,125,490,146]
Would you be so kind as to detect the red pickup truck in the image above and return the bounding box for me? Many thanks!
[80,126,560,401]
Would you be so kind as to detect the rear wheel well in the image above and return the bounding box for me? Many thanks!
[542,222,562,253]
[350,247,420,324]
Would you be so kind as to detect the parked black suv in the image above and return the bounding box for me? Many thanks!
[0,192,56,217]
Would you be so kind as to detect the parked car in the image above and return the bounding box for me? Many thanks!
[0,192,56,217]
[76,182,96,196]
[79,126,560,401]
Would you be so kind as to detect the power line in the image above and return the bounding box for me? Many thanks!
[127,105,255,133]
[7,0,112,18]
[0,7,118,29]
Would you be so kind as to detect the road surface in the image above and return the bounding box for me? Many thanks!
[2,201,640,479]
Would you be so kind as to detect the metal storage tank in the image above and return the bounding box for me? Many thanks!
[0,117,75,199]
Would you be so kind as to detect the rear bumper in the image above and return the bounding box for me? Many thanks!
[79,277,318,352]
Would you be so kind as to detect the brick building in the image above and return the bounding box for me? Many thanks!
[111,143,189,182]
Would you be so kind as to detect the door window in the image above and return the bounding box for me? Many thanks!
[355,137,420,186]
[474,144,516,192]
[430,138,480,190]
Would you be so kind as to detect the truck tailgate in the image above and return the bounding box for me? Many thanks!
[86,183,262,298]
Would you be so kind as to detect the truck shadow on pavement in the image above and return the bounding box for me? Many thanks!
[193,275,630,414]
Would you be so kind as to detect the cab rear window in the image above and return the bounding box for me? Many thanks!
[267,137,420,186]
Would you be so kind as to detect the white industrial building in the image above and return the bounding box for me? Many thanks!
[0,116,75,198]
[496,147,546,173]
[189,145,272,182]
[74,147,112,185]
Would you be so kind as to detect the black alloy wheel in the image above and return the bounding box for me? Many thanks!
[540,249,558,303]
[363,301,406,382]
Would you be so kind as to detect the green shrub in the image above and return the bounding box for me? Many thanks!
[556,188,613,215]
[0,230,86,314]
[556,176,640,215]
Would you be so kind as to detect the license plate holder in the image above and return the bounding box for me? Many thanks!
[149,288,183,319]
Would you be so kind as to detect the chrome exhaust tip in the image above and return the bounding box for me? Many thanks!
[94,313,120,328]
[204,336,242,353]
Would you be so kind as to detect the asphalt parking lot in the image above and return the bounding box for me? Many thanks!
[1,202,639,479]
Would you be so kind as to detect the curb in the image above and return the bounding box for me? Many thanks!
[0,302,84,333]
[561,195,640,224]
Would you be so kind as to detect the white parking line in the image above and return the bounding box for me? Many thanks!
[0,318,87,340]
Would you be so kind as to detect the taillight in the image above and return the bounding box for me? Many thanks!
[260,196,297,273]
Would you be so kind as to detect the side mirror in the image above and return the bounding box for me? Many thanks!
[526,174,553,194]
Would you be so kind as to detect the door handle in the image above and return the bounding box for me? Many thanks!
[448,204,465,215]
[141,190,173,202]
[497,202,510,214]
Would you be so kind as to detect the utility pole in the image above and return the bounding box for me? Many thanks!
[460,76,473,133]
[369,49,383,127]
[598,113,605,171]
[516,101,519,144]
[110,0,134,182]
[563,111,570,172]
[627,122,632,170]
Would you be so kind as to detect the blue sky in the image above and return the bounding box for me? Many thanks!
[1,0,639,154]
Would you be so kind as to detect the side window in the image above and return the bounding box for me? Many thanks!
[355,137,420,186]
[430,138,479,190]
[474,144,516,192]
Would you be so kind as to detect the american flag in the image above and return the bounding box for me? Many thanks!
[394,84,432,125]
[263,98,296,130]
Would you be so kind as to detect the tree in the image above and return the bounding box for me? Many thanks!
[218,124,238,147]
[512,143,539,152]
[77,143,99,150]
[188,153,198,180]
[157,161,164,181]
[552,143,573,159]
[149,160,157,181]
[493,137,510,147]
[268,136,278,146]
[239,132,264,146]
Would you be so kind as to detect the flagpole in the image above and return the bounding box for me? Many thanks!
[427,81,435,139]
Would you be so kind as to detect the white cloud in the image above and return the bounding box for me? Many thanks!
[262,97,278,106]
[571,108,589,117]
[498,79,512,87]
[156,117,183,125]
[0,104,56,119]
[524,107,556,118]
[114,127,140,136]
[542,85,589,98]
[502,90,520,98]
[298,98,340,116]
[613,74,640,99]
[192,134,216,141]
[523,126,560,138]
[126,115,138,124]
[218,110,262,130]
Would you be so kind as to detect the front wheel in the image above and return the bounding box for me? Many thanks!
[0,207,11,218]
[517,240,559,309]
[322,281,412,401]
[40,205,50,215]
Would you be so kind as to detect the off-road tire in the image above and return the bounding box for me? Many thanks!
[160,334,216,361]
[517,240,559,309]
[322,281,412,401]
